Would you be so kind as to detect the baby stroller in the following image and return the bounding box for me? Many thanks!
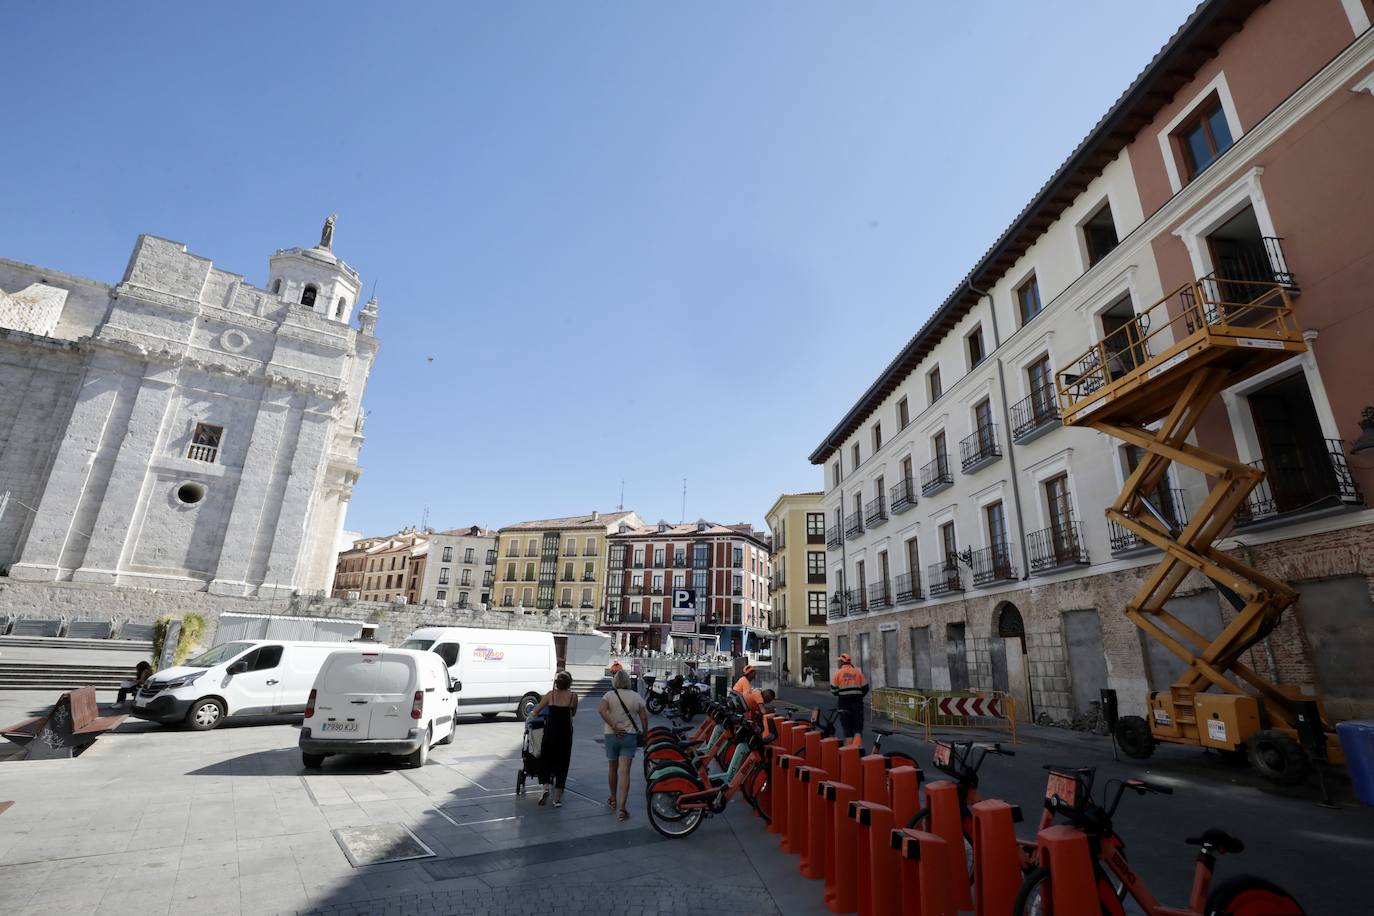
[515,713,545,795]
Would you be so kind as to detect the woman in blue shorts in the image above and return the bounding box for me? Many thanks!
[599,669,648,821]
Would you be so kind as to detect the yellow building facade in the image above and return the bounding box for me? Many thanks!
[765,492,831,684]
[490,511,642,612]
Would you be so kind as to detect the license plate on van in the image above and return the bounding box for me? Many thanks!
[321,722,358,732]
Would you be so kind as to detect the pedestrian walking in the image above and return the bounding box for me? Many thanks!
[831,653,870,742]
[599,669,648,821]
[531,671,578,807]
[803,666,816,689]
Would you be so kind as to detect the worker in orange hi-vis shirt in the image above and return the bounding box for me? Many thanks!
[744,687,776,724]
[830,653,869,741]
[732,664,757,695]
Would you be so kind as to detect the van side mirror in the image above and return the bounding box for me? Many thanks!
[227,660,248,675]
[449,679,462,693]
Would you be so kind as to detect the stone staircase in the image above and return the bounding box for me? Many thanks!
[571,676,612,700]
[0,635,152,691]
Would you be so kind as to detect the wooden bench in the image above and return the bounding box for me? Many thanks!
[1,687,127,759]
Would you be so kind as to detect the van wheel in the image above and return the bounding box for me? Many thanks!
[438,722,456,745]
[186,698,225,731]
[481,712,500,720]
[407,727,431,768]
[516,694,540,721]
[302,752,325,769]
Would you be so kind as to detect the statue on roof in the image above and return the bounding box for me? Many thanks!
[319,214,337,250]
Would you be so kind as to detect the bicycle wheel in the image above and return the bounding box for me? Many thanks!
[647,791,704,838]
[907,807,974,882]
[1014,865,1122,916]
[1204,876,1306,916]
[744,768,771,823]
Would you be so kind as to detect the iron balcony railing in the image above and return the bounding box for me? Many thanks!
[864,495,888,528]
[632,559,645,568]
[847,587,868,615]
[581,574,597,582]
[868,582,892,610]
[826,526,843,548]
[890,478,917,514]
[584,546,598,556]
[959,424,1002,471]
[772,571,787,588]
[628,585,644,595]
[928,560,963,596]
[1236,439,1362,525]
[829,592,848,621]
[970,543,1017,586]
[920,456,953,496]
[731,586,743,596]
[485,552,497,565]
[1011,386,1060,441]
[501,596,515,607]
[1109,488,1188,552]
[1028,522,1090,573]
[844,511,864,539]
[558,601,573,609]
[894,571,922,602]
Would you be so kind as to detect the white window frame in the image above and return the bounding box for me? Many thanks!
[1171,166,1280,280]
[1156,71,1244,194]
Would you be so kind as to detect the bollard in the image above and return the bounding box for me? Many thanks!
[805,729,823,765]
[776,753,801,848]
[852,802,898,916]
[820,736,842,779]
[1032,826,1101,916]
[924,780,972,912]
[797,766,827,878]
[789,756,814,858]
[838,744,863,788]
[821,781,859,913]
[887,765,922,828]
[848,800,876,916]
[769,722,801,836]
[893,828,954,916]
[859,754,891,803]
[971,800,1025,916]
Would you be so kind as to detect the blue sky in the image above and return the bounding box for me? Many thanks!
[4,1,1198,536]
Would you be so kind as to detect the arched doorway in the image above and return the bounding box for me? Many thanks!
[991,602,1033,721]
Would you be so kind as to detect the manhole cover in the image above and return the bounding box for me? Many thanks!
[332,823,435,867]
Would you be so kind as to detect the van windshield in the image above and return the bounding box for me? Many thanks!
[185,642,255,668]
[399,639,433,651]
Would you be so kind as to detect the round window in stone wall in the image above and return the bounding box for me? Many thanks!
[219,329,251,353]
[176,482,207,506]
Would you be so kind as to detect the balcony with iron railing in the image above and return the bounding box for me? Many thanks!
[894,571,922,603]
[844,511,864,540]
[864,495,888,529]
[1027,522,1090,574]
[1011,386,1060,443]
[628,585,644,596]
[847,587,868,615]
[1109,488,1188,554]
[920,456,953,497]
[582,573,597,582]
[485,551,497,565]
[1235,439,1362,527]
[890,478,917,514]
[501,596,515,607]
[927,559,963,597]
[959,424,1002,474]
[868,581,892,610]
[828,592,848,620]
[969,543,1017,587]
[826,525,843,549]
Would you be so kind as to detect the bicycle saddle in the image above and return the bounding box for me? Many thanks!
[1185,829,1244,853]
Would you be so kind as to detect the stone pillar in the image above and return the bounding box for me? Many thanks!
[72,363,180,583]
[209,389,292,596]
[259,399,334,596]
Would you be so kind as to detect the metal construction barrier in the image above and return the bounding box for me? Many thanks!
[871,687,1018,743]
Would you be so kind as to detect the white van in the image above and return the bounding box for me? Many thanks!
[131,640,349,730]
[299,648,456,769]
[399,627,556,721]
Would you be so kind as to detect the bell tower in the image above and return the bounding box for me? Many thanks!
[266,215,362,324]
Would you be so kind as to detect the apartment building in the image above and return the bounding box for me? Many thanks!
[415,526,498,609]
[813,0,1374,724]
[330,536,384,598]
[347,529,429,604]
[765,493,831,682]
[490,511,642,612]
[602,520,772,656]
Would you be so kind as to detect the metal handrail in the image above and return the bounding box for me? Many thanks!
[959,424,1001,469]
[1011,386,1060,439]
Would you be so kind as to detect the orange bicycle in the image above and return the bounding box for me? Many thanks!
[1016,765,1305,915]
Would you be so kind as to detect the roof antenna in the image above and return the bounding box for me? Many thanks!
[618,479,624,512]
[680,478,687,524]
[421,505,430,531]
[368,277,379,300]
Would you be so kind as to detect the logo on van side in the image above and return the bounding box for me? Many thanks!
[472,647,505,661]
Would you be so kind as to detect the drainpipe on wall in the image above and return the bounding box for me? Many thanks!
[969,281,1032,583]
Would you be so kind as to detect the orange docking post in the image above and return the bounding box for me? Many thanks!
[893,828,954,916]
[971,800,1025,916]
[923,780,972,912]
[1031,826,1102,916]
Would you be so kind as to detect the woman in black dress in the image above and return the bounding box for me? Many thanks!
[532,671,578,807]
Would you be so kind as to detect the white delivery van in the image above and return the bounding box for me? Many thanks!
[298,647,456,769]
[400,627,556,721]
[131,640,348,730]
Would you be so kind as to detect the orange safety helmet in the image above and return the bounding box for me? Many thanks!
[838,653,853,665]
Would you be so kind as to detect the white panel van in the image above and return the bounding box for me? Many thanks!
[400,627,556,720]
[299,648,456,769]
[130,640,349,730]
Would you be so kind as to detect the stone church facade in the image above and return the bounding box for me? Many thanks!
[0,225,377,598]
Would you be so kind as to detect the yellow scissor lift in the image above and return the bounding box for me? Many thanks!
[1057,274,1338,784]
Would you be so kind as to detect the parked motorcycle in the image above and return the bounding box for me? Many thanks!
[646,675,706,720]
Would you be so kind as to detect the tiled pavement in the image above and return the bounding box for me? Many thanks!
[0,700,830,916]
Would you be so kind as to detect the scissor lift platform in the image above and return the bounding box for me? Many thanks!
[1057,276,1337,780]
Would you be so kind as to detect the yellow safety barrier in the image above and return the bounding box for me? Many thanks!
[871,687,1018,744]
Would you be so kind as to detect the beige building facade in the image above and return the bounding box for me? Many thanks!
[765,493,831,683]
[491,511,642,612]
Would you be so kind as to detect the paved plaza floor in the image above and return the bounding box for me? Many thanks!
[0,693,827,916]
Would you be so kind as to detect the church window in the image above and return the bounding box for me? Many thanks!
[301,284,318,307]
[271,278,282,294]
[187,423,223,463]
[335,297,347,319]
[176,482,206,505]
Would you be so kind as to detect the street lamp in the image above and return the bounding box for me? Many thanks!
[1354,406,1374,454]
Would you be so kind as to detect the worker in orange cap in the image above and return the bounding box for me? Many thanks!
[830,653,869,741]
[733,664,757,696]
[744,687,776,724]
